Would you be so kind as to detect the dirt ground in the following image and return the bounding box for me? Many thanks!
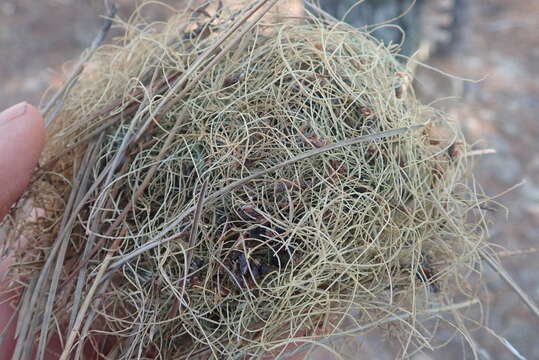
[415,1,539,358]
[0,0,537,359]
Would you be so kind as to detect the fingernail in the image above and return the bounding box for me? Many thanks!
[0,102,28,126]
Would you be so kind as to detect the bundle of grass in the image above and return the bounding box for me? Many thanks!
[3,1,490,359]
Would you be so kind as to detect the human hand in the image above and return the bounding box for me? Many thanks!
[0,102,45,219]
[0,102,45,359]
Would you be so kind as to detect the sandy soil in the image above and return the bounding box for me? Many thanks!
[0,0,537,359]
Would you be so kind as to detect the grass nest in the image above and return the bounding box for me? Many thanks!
[3,1,488,359]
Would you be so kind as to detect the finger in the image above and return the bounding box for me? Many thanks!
[0,102,45,220]
[0,102,44,359]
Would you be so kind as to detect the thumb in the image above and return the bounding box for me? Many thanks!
[0,102,44,359]
[0,102,45,220]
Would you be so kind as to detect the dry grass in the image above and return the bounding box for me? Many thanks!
[2,1,490,359]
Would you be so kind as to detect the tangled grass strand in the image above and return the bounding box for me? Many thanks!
[4,2,488,359]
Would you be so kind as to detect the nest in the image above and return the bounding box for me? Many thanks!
[4,1,487,359]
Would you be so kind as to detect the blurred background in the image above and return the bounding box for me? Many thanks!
[1,0,537,358]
